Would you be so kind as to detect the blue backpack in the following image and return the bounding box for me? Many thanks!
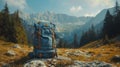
[30,21,57,58]
[33,22,56,49]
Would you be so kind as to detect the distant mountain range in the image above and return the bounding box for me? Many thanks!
[19,11,92,25]
[81,7,115,31]
[19,7,116,45]
[19,11,93,44]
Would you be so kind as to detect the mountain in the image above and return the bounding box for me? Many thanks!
[78,6,119,47]
[81,7,115,31]
[19,11,93,45]
[20,7,116,46]
[19,11,93,34]
[19,11,92,25]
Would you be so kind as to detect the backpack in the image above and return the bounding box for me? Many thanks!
[30,21,57,58]
[33,22,56,49]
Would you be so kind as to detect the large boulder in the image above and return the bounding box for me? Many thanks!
[24,60,46,67]
[68,60,112,67]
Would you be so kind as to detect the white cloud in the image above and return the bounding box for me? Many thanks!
[70,6,82,13]
[66,0,114,9]
[86,0,114,8]
[4,0,27,9]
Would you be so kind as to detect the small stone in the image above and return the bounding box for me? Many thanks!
[2,63,10,67]
[5,50,16,56]
[53,59,57,62]
[102,49,105,51]
[96,54,102,58]
[117,62,120,64]
[13,44,21,49]
[111,55,120,63]
[57,56,71,61]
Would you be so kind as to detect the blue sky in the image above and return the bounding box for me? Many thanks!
[0,0,120,17]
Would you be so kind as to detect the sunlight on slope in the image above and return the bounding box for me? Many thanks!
[0,40,32,66]
[57,40,120,67]
[0,40,120,67]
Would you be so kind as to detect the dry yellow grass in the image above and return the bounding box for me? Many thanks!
[0,40,32,67]
[0,40,120,67]
[57,42,120,67]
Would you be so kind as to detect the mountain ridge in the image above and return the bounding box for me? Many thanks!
[19,11,93,25]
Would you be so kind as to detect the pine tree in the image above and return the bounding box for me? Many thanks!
[80,32,86,47]
[0,12,2,35]
[115,0,120,14]
[57,38,65,48]
[1,3,10,41]
[0,4,28,44]
[80,25,97,47]
[103,10,113,38]
[113,9,120,36]
[12,10,28,44]
[88,25,97,41]
[73,33,78,48]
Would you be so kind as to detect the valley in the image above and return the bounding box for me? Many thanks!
[0,0,120,67]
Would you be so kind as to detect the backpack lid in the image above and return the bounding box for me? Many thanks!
[34,21,55,30]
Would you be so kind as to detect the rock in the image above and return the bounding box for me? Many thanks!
[57,56,71,61]
[52,59,57,62]
[86,51,95,56]
[0,62,10,67]
[102,49,105,51]
[24,60,46,67]
[117,63,120,64]
[88,60,112,67]
[5,50,16,56]
[13,44,21,49]
[68,60,112,67]
[43,56,71,67]
[24,56,112,67]
[66,50,93,58]
[73,60,84,66]
[96,54,102,58]
[111,55,120,63]
[1,63,10,67]
[30,47,33,49]
[96,44,101,47]
[66,50,87,57]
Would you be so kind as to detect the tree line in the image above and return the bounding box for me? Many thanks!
[80,1,120,47]
[0,4,28,44]
[103,1,120,39]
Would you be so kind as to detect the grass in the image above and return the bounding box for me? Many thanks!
[57,39,120,67]
[0,40,32,67]
[0,40,120,67]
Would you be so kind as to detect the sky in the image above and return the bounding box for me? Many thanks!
[0,0,120,17]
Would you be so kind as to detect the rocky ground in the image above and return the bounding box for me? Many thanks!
[23,56,113,67]
[0,40,120,67]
